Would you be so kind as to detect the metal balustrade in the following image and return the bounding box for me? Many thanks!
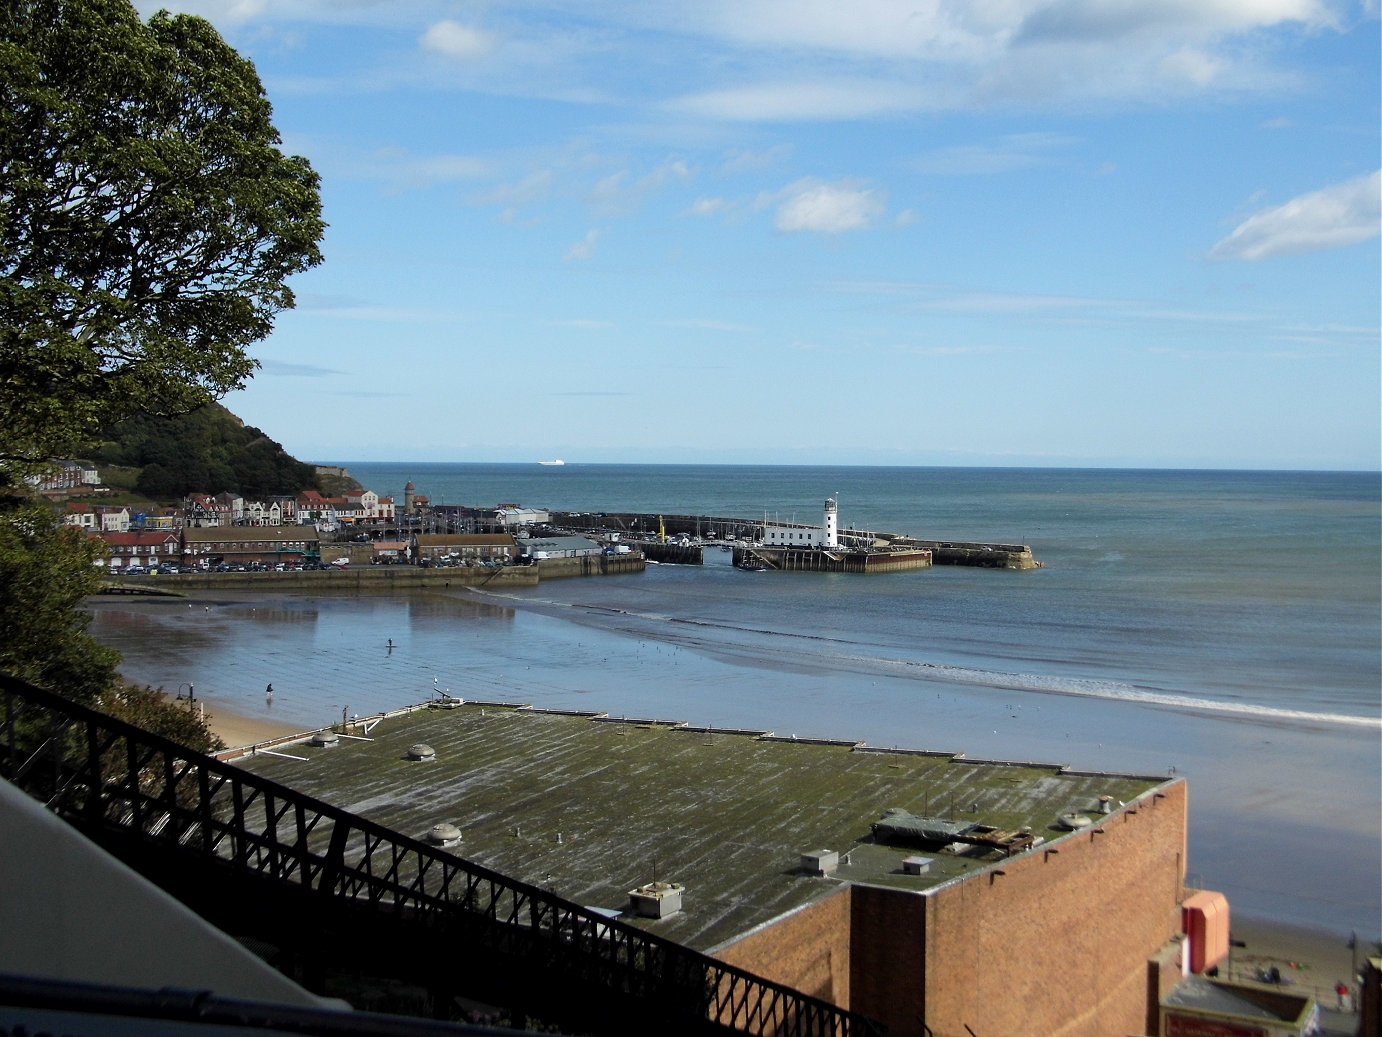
[1,673,883,1037]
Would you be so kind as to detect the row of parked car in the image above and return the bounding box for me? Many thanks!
[112,561,338,575]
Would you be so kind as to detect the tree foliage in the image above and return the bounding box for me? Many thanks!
[0,0,322,729]
[92,402,319,500]
[0,498,119,700]
[0,0,325,479]
[97,682,226,757]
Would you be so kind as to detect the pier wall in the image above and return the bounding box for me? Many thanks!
[898,539,1039,570]
[642,543,703,565]
[733,547,932,574]
[534,554,647,580]
[549,511,1038,569]
[108,566,540,593]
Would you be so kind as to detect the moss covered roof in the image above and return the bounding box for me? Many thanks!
[235,702,1170,951]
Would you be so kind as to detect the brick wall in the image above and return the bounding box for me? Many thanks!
[712,886,853,1011]
[709,781,1189,1037]
[850,885,928,1036]
[913,780,1189,1037]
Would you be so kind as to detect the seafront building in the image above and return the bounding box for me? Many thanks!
[761,496,840,547]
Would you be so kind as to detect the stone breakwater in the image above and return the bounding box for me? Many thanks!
[549,511,1040,570]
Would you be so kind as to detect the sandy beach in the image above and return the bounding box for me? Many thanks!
[1222,916,1371,1011]
[203,700,305,751]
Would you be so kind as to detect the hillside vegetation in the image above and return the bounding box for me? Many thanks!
[90,403,322,501]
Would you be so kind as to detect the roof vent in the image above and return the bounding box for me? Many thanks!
[426,823,462,847]
[310,731,340,747]
[628,881,683,918]
[799,849,839,876]
[903,856,934,876]
[408,743,437,762]
[1098,795,1113,814]
[1057,812,1092,830]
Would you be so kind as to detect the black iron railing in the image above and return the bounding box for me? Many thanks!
[0,673,882,1037]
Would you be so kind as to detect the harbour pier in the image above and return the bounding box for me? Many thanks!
[549,504,1039,571]
[733,544,933,574]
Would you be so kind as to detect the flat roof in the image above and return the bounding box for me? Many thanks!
[182,526,319,544]
[1163,976,1312,1022]
[234,703,1170,952]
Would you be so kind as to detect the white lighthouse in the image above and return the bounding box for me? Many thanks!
[761,496,842,548]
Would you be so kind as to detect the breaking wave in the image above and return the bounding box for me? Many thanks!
[468,589,1380,731]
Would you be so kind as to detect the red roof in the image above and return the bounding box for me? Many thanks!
[90,531,179,547]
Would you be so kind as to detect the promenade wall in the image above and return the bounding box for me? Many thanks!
[114,566,540,592]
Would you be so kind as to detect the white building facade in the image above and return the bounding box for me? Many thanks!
[761,498,839,549]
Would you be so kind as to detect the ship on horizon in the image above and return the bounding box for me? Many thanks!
[537,459,565,466]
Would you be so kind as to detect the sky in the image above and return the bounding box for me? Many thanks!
[139,1,1380,470]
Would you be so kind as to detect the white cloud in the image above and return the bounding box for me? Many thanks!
[912,133,1077,175]
[1210,170,1382,261]
[685,197,729,218]
[588,159,694,215]
[1159,47,1225,87]
[769,180,886,234]
[421,21,498,61]
[144,1,1353,118]
[654,1,1343,119]
[362,148,492,190]
[1014,0,1336,43]
[722,145,794,173]
[668,80,932,123]
[565,228,605,262]
[474,170,555,210]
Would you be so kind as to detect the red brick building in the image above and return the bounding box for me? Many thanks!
[715,781,1199,1036]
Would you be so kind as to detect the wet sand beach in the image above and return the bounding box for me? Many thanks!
[1223,917,1368,1002]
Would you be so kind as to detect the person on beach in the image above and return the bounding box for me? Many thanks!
[266,683,274,699]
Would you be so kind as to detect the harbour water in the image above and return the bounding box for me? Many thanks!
[87,464,1381,937]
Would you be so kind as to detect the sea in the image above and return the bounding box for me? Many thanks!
[87,464,1382,938]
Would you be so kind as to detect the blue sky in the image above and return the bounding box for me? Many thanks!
[143,1,1379,470]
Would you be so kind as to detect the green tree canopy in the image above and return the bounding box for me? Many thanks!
[0,0,323,736]
[0,498,117,700]
[91,402,319,500]
[0,0,325,480]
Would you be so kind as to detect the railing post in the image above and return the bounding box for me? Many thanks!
[84,716,103,822]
